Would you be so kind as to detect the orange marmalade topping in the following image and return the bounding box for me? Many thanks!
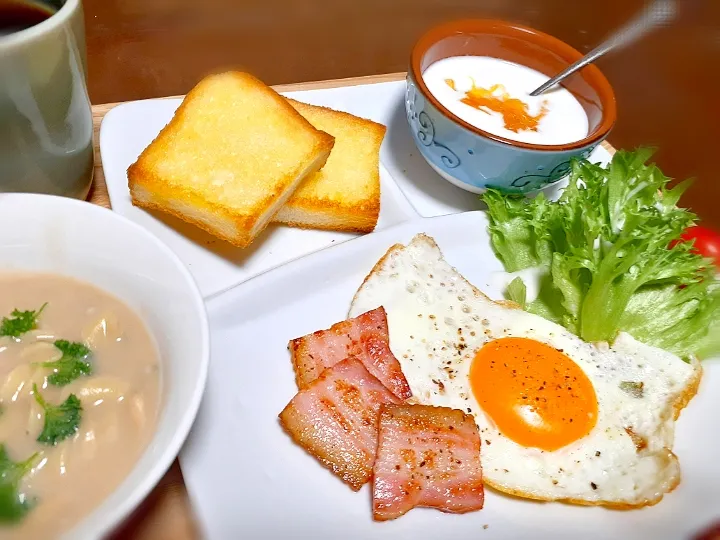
[446,79,548,133]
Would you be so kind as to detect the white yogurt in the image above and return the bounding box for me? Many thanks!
[423,56,589,145]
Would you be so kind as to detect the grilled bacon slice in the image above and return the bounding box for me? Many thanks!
[372,404,484,521]
[279,357,401,491]
[288,307,411,400]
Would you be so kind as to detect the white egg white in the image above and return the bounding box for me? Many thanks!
[350,234,701,507]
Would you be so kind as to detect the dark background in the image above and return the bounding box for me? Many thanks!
[85,0,719,224]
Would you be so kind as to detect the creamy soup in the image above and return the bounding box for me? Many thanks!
[423,56,589,145]
[0,274,161,539]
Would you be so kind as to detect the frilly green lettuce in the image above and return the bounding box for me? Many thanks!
[483,148,719,360]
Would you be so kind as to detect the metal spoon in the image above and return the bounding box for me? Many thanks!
[529,0,677,97]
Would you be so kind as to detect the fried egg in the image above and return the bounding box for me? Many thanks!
[349,234,701,507]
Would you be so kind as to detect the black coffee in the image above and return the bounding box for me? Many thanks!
[0,1,57,36]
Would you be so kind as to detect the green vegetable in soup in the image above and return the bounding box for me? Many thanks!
[0,445,40,523]
[33,384,82,446]
[38,340,92,386]
[0,304,47,338]
[483,148,719,360]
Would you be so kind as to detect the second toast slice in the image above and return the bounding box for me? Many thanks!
[128,72,335,248]
[275,99,386,234]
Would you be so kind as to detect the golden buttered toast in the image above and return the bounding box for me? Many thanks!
[127,72,335,248]
[276,99,386,234]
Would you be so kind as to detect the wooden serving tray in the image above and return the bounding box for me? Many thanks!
[89,72,614,539]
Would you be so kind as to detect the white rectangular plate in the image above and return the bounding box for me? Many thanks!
[98,93,417,299]
[99,80,613,298]
[181,211,720,540]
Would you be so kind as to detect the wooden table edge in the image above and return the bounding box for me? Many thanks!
[88,71,616,539]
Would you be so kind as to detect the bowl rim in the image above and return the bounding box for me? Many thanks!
[0,193,210,539]
[409,18,617,152]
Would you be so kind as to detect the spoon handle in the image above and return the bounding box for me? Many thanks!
[529,0,677,97]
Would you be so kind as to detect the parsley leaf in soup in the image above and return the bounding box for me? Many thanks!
[38,340,92,386]
[0,303,47,338]
[33,384,83,446]
[0,445,40,523]
[483,148,719,360]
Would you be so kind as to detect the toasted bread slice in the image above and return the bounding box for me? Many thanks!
[274,99,386,234]
[127,72,335,248]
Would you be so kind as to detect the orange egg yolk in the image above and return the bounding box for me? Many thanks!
[470,337,598,451]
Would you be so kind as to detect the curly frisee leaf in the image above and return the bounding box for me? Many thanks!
[482,148,719,360]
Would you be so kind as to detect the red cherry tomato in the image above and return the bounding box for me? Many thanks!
[679,226,720,263]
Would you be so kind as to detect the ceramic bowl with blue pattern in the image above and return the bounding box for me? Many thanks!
[407,19,616,194]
